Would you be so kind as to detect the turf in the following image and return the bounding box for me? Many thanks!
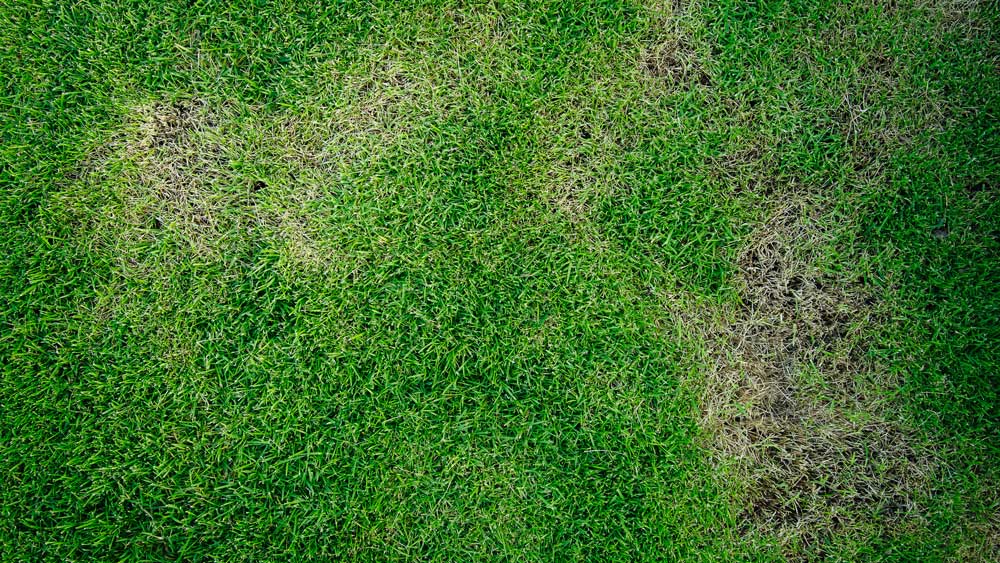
[1,1,998,561]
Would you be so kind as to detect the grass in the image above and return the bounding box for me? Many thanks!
[1,0,998,561]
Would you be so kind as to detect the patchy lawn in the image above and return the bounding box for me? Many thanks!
[2,1,998,561]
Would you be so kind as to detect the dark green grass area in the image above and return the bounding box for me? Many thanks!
[2,1,998,561]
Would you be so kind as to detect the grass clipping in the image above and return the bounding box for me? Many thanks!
[695,199,936,547]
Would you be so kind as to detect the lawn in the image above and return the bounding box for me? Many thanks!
[1,1,998,561]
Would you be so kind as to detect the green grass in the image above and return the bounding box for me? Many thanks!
[1,1,998,561]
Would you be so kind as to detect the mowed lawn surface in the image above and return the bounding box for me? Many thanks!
[1,1,998,561]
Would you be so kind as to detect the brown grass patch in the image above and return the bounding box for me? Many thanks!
[112,100,238,262]
[73,47,452,277]
[694,199,937,550]
[73,100,341,274]
[642,36,711,87]
[540,157,594,220]
[640,0,711,88]
[131,100,216,150]
[526,113,625,224]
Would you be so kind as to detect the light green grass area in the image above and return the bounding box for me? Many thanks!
[1,1,998,561]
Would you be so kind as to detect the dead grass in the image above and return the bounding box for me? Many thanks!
[78,94,397,274]
[533,132,609,222]
[107,100,242,263]
[63,35,467,281]
[642,35,711,87]
[131,100,215,151]
[692,199,939,551]
[528,101,628,224]
[640,0,710,88]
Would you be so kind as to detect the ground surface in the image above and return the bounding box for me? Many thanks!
[1,1,998,561]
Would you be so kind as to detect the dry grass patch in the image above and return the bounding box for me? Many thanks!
[690,199,938,550]
[533,145,604,222]
[101,99,241,265]
[74,45,463,278]
[74,93,414,277]
[131,99,216,151]
[642,36,711,87]
[956,512,1000,562]
[526,109,627,224]
[640,0,710,89]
